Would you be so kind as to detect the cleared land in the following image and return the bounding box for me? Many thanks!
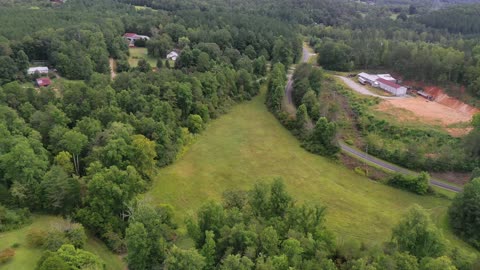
[128,47,156,67]
[146,87,474,252]
[0,215,125,270]
[375,97,473,136]
[337,76,475,136]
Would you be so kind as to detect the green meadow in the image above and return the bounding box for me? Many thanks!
[146,87,474,252]
[0,216,125,270]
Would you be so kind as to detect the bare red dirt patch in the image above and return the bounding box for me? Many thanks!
[374,97,474,136]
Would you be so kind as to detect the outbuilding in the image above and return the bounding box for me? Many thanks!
[358,72,379,86]
[377,78,407,96]
[28,67,49,75]
[167,51,179,61]
[36,77,52,87]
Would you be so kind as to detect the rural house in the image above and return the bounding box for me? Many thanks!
[36,77,51,87]
[28,66,49,75]
[167,51,179,61]
[123,33,150,47]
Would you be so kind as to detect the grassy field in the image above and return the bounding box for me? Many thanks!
[0,215,125,270]
[146,87,475,252]
[128,47,157,67]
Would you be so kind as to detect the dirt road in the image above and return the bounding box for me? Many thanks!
[285,45,316,106]
[109,58,117,79]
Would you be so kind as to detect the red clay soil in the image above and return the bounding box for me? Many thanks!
[423,86,478,115]
[404,81,479,114]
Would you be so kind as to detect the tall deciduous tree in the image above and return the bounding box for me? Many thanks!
[60,130,88,175]
[126,222,149,270]
[392,205,447,258]
[449,178,480,248]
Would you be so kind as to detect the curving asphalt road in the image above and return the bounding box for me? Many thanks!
[285,46,462,193]
[340,142,462,193]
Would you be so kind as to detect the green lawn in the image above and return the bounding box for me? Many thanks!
[0,215,125,270]
[128,47,157,67]
[146,87,475,253]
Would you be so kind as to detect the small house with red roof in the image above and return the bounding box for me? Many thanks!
[123,33,150,47]
[36,77,52,87]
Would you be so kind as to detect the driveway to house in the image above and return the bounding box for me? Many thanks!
[340,142,463,193]
[109,58,117,79]
[336,76,406,100]
[285,45,317,105]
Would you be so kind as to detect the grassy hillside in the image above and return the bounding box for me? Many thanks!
[0,215,125,270]
[146,87,474,251]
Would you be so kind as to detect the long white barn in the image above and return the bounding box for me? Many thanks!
[357,72,407,96]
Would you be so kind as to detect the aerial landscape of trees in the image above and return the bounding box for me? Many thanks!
[1,0,480,268]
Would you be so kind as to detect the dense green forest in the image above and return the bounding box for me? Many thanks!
[1,0,480,268]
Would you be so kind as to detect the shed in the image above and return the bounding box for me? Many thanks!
[36,77,52,87]
[358,72,379,86]
[167,51,179,61]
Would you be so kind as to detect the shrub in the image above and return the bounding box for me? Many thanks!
[388,172,430,195]
[187,114,204,134]
[0,205,31,232]
[27,228,48,248]
[0,248,15,264]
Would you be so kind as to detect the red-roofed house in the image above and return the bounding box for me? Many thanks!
[377,78,407,96]
[36,77,52,87]
[123,33,150,47]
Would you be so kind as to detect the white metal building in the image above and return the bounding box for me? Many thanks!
[28,67,49,75]
[377,78,407,96]
[358,72,379,86]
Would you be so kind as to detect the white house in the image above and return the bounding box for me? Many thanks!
[377,78,407,96]
[123,33,150,47]
[167,51,179,61]
[28,67,49,75]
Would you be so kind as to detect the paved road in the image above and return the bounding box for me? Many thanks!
[340,142,463,193]
[336,76,406,100]
[284,47,462,193]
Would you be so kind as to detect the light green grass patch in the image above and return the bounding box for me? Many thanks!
[128,47,157,67]
[0,215,125,270]
[146,87,475,253]
[134,5,149,11]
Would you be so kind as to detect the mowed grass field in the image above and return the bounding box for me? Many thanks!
[128,47,157,67]
[146,87,475,251]
[0,215,125,270]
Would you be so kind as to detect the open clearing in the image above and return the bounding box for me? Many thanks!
[146,87,474,252]
[0,215,125,270]
[128,47,156,67]
[375,97,473,136]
